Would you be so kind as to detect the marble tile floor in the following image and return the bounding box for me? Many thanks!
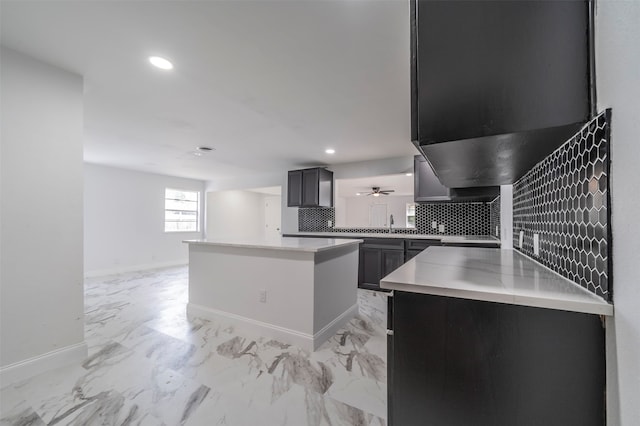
[0,266,388,426]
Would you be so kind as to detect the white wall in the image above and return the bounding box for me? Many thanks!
[84,164,204,276]
[340,195,414,228]
[205,156,416,235]
[0,47,85,372]
[206,171,298,235]
[206,190,266,239]
[595,2,640,424]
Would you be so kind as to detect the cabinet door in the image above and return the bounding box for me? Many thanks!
[390,291,605,426]
[382,249,405,277]
[359,247,382,290]
[413,1,589,144]
[287,170,303,207]
[414,155,450,202]
[302,168,320,206]
[405,249,423,261]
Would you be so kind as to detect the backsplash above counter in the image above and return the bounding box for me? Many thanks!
[299,201,497,236]
[513,110,611,300]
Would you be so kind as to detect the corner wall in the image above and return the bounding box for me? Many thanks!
[595,2,640,424]
[0,47,86,377]
[84,164,205,276]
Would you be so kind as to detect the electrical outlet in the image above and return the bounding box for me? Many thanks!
[438,224,445,233]
[519,230,524,248]
[431,221,438,230]
[533,234,540,256]
[259,290,267,303]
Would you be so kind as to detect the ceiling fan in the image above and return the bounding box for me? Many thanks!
[365,186,395,197]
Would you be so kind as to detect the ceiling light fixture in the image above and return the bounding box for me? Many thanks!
[356,192,361,196]
[325,148,335,154]
[406,173,413,176]
[149,56,174,70]
[373,193,380,197]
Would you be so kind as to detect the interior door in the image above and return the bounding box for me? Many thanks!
[369,204,388,227]
[264,195,282,239]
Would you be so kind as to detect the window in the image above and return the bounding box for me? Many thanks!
[406,203,416,228]
[165,188,200,232]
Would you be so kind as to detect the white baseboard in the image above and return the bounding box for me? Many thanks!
[313,304,358,350]
[187,303,357,352]
[0,341,88,386]
[84,260,187,278]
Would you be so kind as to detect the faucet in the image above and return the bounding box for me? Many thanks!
[389,214,394,233]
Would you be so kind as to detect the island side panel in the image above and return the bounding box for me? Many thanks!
[312,244,360,344]
[187,244,316,342]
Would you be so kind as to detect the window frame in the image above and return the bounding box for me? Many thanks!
[164,188,200,233]
[406,203,416,229]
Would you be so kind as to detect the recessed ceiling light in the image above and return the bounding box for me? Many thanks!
[325,148,335,154]
[149,56,173,70]
[197,146,215,152]
[356,192,361,196]
[406,173,413,176]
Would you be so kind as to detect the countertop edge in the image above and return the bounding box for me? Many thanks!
[380,247,613,317]
[381,279,613,316]
[183,238,363,253]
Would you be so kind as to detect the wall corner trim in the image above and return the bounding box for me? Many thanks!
[0,341,88,386]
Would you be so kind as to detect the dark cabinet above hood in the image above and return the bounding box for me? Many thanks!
[411,0,594,188]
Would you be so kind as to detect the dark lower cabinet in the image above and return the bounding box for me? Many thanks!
[359,247,383,291]
[406,239,441,262]
[388,291,606,426]
[358,239,405,291]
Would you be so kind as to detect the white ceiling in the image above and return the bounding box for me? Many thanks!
[0,0,416,182]
[336,173,414,198]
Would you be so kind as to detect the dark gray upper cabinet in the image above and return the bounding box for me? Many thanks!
[414,155,450,202]
[287,167,333,208]
[410,0,593,187]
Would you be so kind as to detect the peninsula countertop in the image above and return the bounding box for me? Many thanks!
[284,232,500,246]
[380,246,613,316]
[183,236,363,253]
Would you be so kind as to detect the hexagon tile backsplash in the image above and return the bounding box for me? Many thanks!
[513,109,612,300]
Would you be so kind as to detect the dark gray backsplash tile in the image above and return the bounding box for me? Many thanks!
[513,110,611,300]
[299,202,491,236]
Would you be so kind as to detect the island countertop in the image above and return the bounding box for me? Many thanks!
[380,246,613,316]
[183,236,363,253]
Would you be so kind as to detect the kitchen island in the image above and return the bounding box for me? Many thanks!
[382,246,612,426]
[184,237,362,351]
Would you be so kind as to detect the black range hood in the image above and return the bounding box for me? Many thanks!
[418,121,586,188]
[410,0,594,188]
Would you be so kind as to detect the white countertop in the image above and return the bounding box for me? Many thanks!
[285,232,500,245]
[380,247,613,316]
[184,237,362,253]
